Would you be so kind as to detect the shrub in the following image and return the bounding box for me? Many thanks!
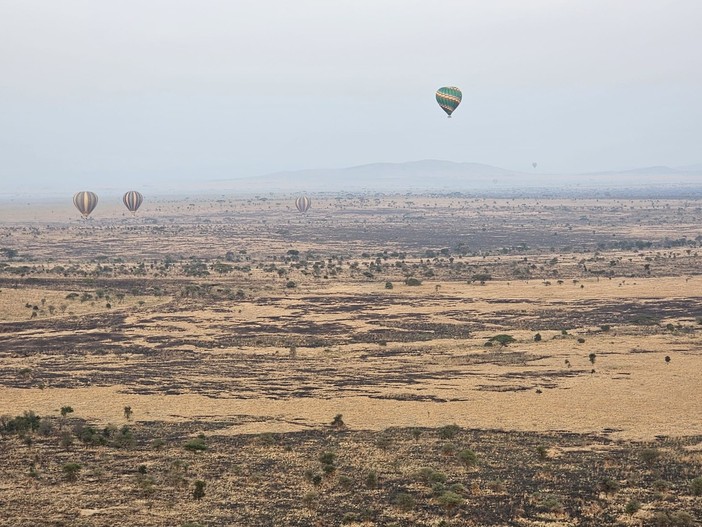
[62,462,82,482]
[60,431,73,449]
[437,491,464,510]
[536,445,549,460]
[487,334,516,347]
[392,492,415,511]
[600,478,619,494]
[536,495,564,513]
[60,406,74,417]
[331,414,345,428]
[641,448,661,465]
[385,281,393,289]
[417,467,447,485]
[3,411,41,435]
[113,425,135,449]
[319,451,335,465]
[691,476,702,496]
[652,511,694,527]
[405,277,422,286]
[440,443,456,456]
[184,436,207,452]
[457,449,477,467]
[588,353,596,364]
[365,470,378,488]
[302,491,318,507]
[534,333,542,342]
[438,424,461,440]
[338,475,354,490]
[624,500,641,514]
[650,480,668,493]
[123,406,133,420]
[193,480,206,500]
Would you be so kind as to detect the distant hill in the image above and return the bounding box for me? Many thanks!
[210,160,702,194]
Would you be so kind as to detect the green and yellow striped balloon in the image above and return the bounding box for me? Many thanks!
[435,86,462,118]
[123,191,144,214]
[73,191,98,218]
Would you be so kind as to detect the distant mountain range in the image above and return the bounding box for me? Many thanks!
[3,160,701,199]
[209,160,702,194]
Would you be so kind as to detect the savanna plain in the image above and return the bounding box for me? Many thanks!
[0,194,701,526]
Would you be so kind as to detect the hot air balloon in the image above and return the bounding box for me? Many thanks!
[295,196,311,213]
[436,86,462,118]
[123,191,143,214]
[532,162,538,169]
[73,191,98,218]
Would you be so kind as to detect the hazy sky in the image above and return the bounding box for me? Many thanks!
[1,0,701,192]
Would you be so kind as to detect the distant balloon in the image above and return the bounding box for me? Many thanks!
[532,162,538,169]
[123,191,144,214]
[73,191,98,218]
[436,86,462,118]
[295,196,311,213]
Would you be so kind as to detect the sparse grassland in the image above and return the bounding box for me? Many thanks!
[1,195,701,525]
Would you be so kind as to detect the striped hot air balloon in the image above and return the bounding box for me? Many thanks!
[123,191,144,214]
[436,86,462,118]
[295,196,311,213]
[73,191,98,218]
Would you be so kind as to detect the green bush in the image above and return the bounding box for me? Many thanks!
[62,462,82,482]
[193,480,206,500]
[487,334,516,347]
[691,476,702,496]
[392,492,415,511]
[437,491,464,509]
[438,424,461,440]
[184,436,208,452]
[641,448,661,465]
[365,470,378,488]
[416,467,447,484]
[457,449,477,467]
[600,477,620,494]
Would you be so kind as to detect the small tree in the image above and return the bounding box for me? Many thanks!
[640,448,661,465]
[62,462,81,482]
[193,480,206,500]
[488,334,516,347]
[437,490,464,511]
[185,435,208,452]
[691,476,702,496]
[588,353,597,365]
[123,406,133,420]
[457,449,477,467]
[60,406,74,418]
[331,414,345,428]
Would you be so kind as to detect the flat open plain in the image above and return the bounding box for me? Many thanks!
[0,195,700,526]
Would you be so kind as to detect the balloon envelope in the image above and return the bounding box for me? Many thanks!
[123,191,144,214]
[436,86,462,117]
[73,191,98,218]
[295,196,311,213]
